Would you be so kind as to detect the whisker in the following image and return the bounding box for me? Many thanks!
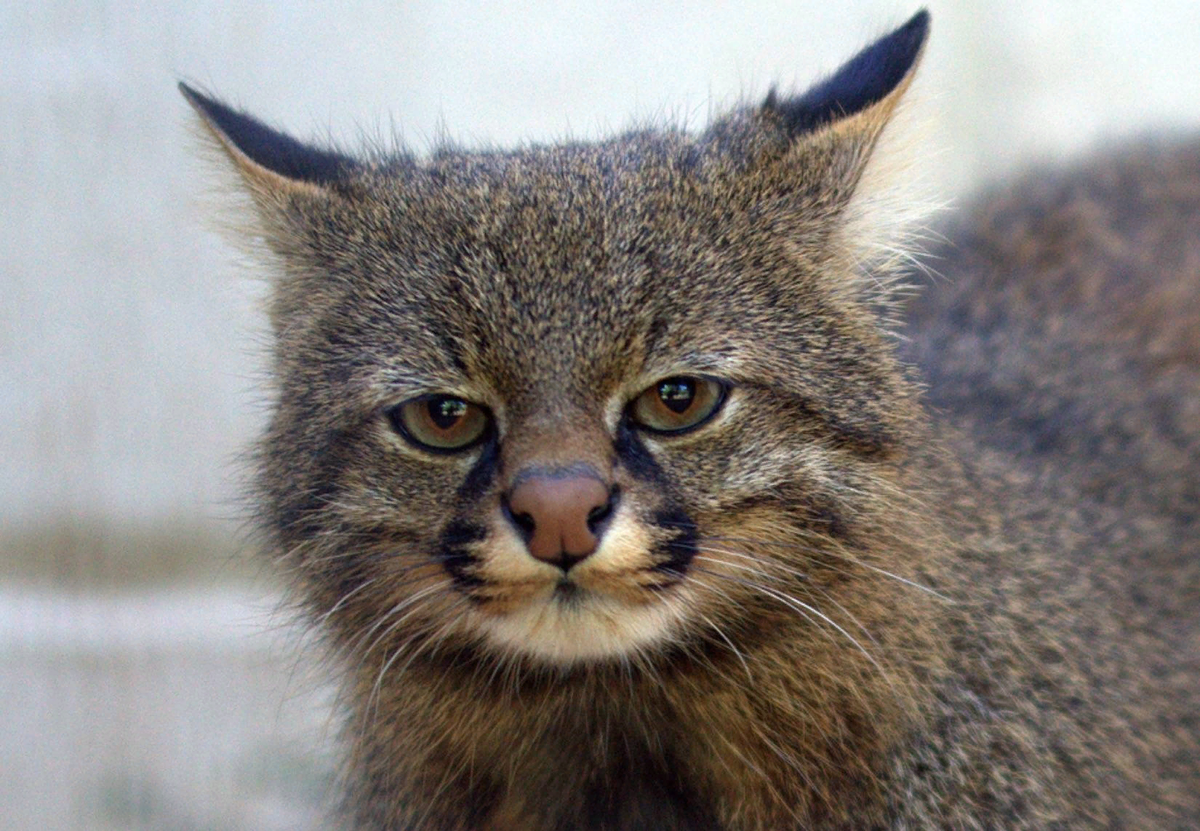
[693,547,809,583]
[691,531,948,600]
[316,577,379,627]
[803,582,881,652]
[697,611,754,683]
[363,596,470,733]
[353,582,447,662]
[692,566,838,646]
[691,566,891,683]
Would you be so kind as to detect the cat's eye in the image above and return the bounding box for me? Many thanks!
[629,376,728,435]
[387,395,491,453]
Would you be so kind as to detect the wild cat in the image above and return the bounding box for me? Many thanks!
[183,9,1200,829]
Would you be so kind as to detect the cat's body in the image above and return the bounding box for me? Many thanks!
[895,141,1200,827]
[184,10,1199,829]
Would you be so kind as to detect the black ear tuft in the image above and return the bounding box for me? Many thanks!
[178,81,357,186]
[764,9,929,136]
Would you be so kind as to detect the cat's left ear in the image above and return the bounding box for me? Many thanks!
[725,9,929,206]
[766,10,927,141]
[179,82,358,208]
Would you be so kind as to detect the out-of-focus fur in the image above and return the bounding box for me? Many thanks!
[183,9,1199,829]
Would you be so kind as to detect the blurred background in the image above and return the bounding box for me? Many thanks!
[3,1,1200,828]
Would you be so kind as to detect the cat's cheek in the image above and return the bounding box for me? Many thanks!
[577,509,656,576]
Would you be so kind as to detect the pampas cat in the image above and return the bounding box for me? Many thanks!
[183,10,1200,829]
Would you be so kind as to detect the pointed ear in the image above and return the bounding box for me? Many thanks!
[179,82,358,202]
[764,9,928,141]
[748,9,930,205]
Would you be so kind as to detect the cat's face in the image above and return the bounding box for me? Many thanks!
[182,12,929,670]
[255,131,919,667]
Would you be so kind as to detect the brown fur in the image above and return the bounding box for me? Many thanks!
[184,12,1199,830]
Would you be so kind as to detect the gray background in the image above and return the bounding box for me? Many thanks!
[3,1,1199,828]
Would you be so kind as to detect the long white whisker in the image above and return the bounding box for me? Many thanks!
[363,596,469,732]
[694,547,809,583]
[697,611,754,683]
[316,577,379,627]
[693,566,890,682]
[354,582,447,661]
[803,582,881,651]
[697,533,949,600]
[753,584,891,682]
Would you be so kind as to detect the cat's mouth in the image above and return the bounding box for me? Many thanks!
[472,581,688,664]
[465,560,691,664]
[552,579,584,605]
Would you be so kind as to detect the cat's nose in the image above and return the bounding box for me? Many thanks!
[503,470,617,571]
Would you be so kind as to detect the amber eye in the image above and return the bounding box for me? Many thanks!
[629,376,727,435]
[387,395,491,453]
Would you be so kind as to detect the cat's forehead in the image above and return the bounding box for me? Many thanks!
[367,132,703,251]
[351,143,672,307]
[298,126,880,406]
[421,130,698,195]
[355,131,808,312]
[349,139,805,377]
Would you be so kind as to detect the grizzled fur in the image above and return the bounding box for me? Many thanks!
[183,10,1199,830]
[894,142,1200,826]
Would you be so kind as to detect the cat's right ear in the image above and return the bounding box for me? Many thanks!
[179,82,357,205]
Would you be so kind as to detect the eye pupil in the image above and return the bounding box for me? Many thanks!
[629,375,727,435]
[658,379,695,413]
[428,397,467,429]
[388,395,490,453]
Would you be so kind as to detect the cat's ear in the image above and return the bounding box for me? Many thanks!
[179,82,357,205]
[712,9,929,207]
[764,9,927,147]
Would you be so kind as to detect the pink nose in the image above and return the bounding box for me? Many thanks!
[506,473,615,570]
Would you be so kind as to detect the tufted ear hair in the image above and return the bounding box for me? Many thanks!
[179,81,358,203]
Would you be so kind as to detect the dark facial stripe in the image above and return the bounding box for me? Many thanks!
[614,420,668,484]
[436,520,488,590]
[438,332,469,375]
[456,435,500,502]
[651,506,698,577]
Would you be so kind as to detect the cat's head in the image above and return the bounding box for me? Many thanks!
[185,11,931,669]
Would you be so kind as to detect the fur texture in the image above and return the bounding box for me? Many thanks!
[183,10,1199,829]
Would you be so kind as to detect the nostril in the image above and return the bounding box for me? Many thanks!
[513,511,536,535]
[586,486,619,532]
[501,501,536,541]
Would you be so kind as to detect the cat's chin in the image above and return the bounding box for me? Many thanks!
[473,587,686,665]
